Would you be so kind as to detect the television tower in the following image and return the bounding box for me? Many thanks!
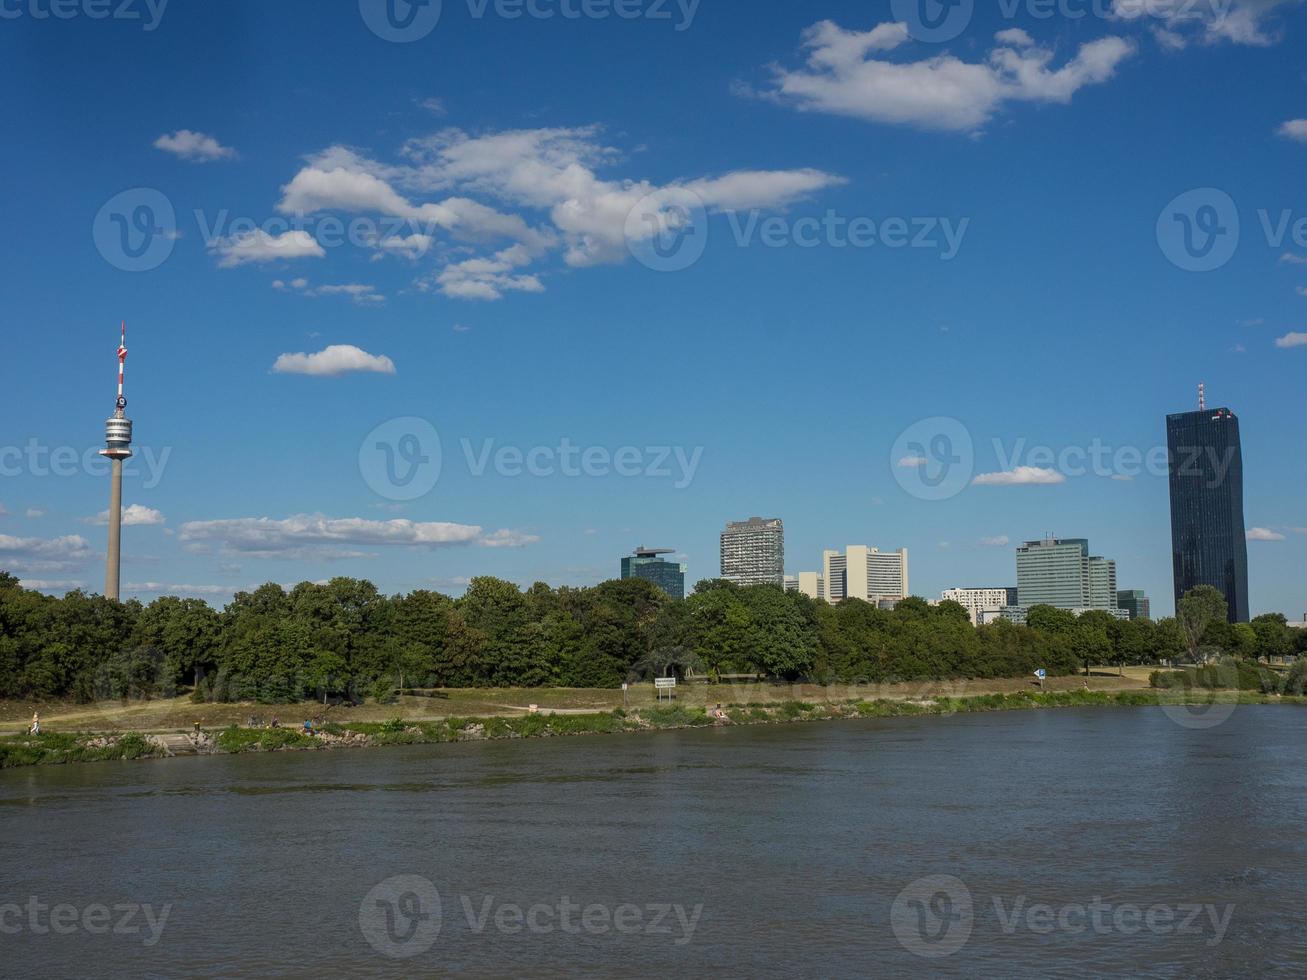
[98,322,132,601]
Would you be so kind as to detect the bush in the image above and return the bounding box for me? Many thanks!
[1283,659,1307,696]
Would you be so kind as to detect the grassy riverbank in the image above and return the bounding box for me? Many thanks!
[3,687,1303,770]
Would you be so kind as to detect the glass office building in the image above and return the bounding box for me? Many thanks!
[1166,406,1249,623]
[1117,590,1151,621]
[621,547,686,600]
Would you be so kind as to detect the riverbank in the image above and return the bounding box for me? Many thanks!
[3,688,1303,769]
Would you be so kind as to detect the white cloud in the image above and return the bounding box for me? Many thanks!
[754,20,1136,132]
[273,128,842,299]
[211,229,325,267]
[1274,331,1307,348]
[1277,119,1307,142]
[275,279,385,304]
[177,514,535,559]
[1280,252,1307,265]
[84,504,166,527]
[25,509,44,519]
[897,455,928,467]
[272,345,396,377]
[972,466,1067,486]
[479,528,542,548]
[980,535,1010,547]
[1111,473,1135,481]
[995,28,1035,46]
[1114,0,1293,47]
[418,97,447,115]
[154,129,236,162]
[0,534,94,574]
[18,579,86,594]
[1247,526,1285,541]
[434,245,545,300]
[122,582,234,597]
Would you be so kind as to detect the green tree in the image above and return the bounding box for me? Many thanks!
[1177,586,1228,662]
[1250,613,1294,663]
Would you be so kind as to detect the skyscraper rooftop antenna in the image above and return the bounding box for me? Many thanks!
[1199,382,1206,412]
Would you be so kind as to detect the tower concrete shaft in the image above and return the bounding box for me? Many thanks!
[105,457,124,601]
[99,322,132,601]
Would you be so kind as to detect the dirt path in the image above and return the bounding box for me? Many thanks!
[1,669,1152,734]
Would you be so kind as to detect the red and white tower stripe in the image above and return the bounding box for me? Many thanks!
[117,320,127,403]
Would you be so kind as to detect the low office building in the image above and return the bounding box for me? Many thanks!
[1117,590,1151,621]
[942,587,1019,626]
[784,572,825,600]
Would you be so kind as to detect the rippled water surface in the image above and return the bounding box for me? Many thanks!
[3,705,1305,977]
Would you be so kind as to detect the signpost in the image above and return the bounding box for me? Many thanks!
[621,682,628,709]
[1034,668,1046,689]
[654,677,676,703]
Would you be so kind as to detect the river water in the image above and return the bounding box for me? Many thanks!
[2,705,1305,977]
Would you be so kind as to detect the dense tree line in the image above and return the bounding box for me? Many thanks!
[1,571,1303,703]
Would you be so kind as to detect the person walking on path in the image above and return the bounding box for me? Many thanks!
[29,711,40,735]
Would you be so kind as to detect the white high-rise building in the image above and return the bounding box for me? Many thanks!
[822,546,909,603]
[720,517,784,587]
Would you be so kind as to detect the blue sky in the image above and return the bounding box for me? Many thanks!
[1,0,1305,617]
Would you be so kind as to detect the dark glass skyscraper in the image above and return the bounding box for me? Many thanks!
[1166,405,1249,622]
[621,547,686,600]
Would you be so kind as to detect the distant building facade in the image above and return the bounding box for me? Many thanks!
[1117,590,1151,621]
[1167,403,1249,622]
[621,546,686,599]
[720,517,784,587]
[822,546,909,603]
[784,571,825,600]
[1015,537,1118,612]
[942,587,1018,626]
